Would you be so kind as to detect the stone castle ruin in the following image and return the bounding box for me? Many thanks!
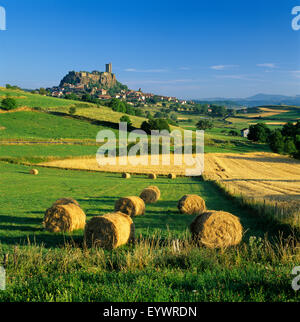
[59,63,116,89]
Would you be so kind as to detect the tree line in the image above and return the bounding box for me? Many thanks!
[248,122,300,159]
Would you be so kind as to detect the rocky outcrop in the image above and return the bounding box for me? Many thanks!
[59,70,117,89]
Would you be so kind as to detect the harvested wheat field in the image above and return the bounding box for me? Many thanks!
[39,154,204,176]
[204,152,300,208]
[243,107,289,118]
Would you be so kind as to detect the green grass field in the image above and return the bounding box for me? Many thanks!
[0,144,98,163]
[0,87,148,129]
[0,162,298,302]
[0,111,116,140]
[0,89,299,302]
[0,88,79,109]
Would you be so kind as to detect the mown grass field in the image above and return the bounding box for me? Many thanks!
[0,162,299,302]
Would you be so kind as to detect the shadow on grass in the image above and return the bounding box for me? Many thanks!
[0,225,42,232]
[18,171,31,175]
[0,233,84,248]
[0,214,42,225]
[48,111,139,132]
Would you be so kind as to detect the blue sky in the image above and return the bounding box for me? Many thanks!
[0,0,299,99]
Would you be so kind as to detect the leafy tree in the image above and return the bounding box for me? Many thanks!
[1,97,17,110]
[170,113,178,122]
[146,96,160,104]
[134,108,143,117]
[154,111,163,118]
[125,104,135,115]
[145,111,153,119]
[194,104,209,114]
[82,94,92,102]
[228,109,236,117]
[107,81,128,96]
[248,123,270,143]
[155,119,170,132]
[282,122,297,138]
[69,106,76,115]
[141,118,170,134]
[196,119,213,130]
[141,121,152,134]
[64,93,78,100]
[211,105,227,117]
[267,121,300,158]
[268,129,284,154]
[120,115,132,127]
[284,138,297,155]
[228,130,239,136]
[6,84,20,90]
[39,88,48,95]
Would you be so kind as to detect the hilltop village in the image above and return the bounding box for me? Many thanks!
[47,63,190,106]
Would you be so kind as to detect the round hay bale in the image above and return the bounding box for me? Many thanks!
[43,203,86,233]
[140,186,161,204]
[122,173,131,179]
[148,173,157,180]
[177,194,206,215]
[114,196,145,217]
[190,210,243,248]
[147,186,161,197]
[30,169,39,175]
[168,173,176,179]
[52,198,80,207]
[84,212,135,249]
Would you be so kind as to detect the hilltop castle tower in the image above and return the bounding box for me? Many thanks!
[106,63,112,73]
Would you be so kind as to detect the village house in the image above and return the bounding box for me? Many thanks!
[241,128,249,138]
[51,91,63,97]
[98,95,111,100]
[99,89,107,95]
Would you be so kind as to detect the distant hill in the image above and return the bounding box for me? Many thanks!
[197,93,300,107]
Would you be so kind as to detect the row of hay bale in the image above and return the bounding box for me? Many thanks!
[122,173,176,180]
[85,186,160,248]
[42,186,156,249]
[43,189,242,250]
[30,169,176,180]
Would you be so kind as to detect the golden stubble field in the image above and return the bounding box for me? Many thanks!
[243,107,289,118]
[204,152,300,207]
[39,154,204,176]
